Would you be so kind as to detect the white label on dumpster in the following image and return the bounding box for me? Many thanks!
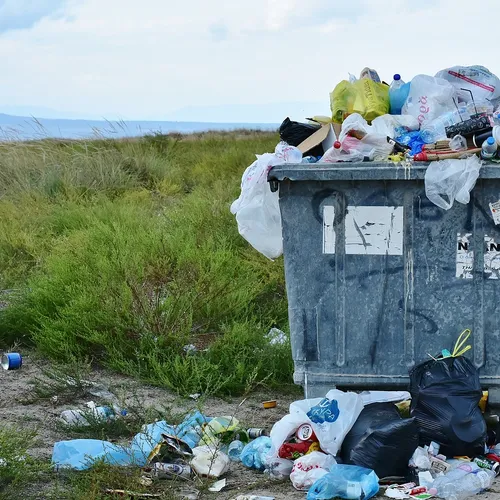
[484,235,500,279]
[344,206,404,255]
[323,205,336,254]
[456,233,473,279]
[489,200,500,225]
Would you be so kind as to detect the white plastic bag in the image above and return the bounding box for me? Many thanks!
[435,65,500,102]
[230,142,302,260]
[269,389,363,457]
[371,114,419,137]
[359,391,411,406]
[290,451,337,491]
[425,156,482,210]
[402,75,456,125]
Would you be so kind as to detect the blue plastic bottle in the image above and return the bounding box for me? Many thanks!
[389,74,411,115]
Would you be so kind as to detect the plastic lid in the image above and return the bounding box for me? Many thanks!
[393,74,401,81]
[333,141,341,149]
[488,136,496,145]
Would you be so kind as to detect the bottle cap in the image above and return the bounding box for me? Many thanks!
[394,74,401,81]
[488,136,496,145]
[333,141,341,149]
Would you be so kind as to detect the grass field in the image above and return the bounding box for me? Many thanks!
[0,130,293,396]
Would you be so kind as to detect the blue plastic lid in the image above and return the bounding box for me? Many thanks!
[488,137,496,145]
[393,74,401,81]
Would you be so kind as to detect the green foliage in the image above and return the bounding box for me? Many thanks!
[0,131,293,395]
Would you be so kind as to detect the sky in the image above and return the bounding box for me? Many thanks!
[1,0,500,122]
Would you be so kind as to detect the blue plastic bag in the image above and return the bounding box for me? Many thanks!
[307,464,379,500]
[52,411,210,470]
[240,436,272,471]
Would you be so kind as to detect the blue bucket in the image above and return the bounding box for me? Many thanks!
[1,353,22,370]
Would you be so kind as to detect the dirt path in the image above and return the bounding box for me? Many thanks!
[1,353,500,499]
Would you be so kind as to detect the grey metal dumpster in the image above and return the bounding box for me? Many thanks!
[268,162,500,401]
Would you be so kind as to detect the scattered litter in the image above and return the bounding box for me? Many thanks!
[189,393,201,401]
[1,352,22,370]
[104,490,161,498]
[183,344,197,355]
[208,478,227,492]
[146,462,192,480]
[265,328,287,345]
[233,496,275,500]
[190,446,230,478]
[290,451,336,491]
[139,476,153,487]
[60,401,126,427]
[178,489,200,500]
[148,434,193,463]
[262,400,277,409]
[240,436,272,471]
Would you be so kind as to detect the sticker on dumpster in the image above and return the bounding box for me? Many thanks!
[323,205,336,254]
[344,206,404,255]
[489,201,500,225]
[484,235,500,279]
[456,233,474,279]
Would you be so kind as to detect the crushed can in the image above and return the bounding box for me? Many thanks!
[150,462,191,480]
[474,456,500,476]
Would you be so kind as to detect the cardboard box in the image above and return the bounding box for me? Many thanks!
[297,123,337,156]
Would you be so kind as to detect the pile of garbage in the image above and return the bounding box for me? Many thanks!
[51,332,500,500]
[231,65,500,260]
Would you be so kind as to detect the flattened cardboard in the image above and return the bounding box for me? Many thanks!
[297,123,337,155]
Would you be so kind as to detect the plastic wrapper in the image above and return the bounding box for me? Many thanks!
[409,355,487,457]
[279,118,323,157]
[341,403,419,479]
[424,156,482,210]
[290,451,337,491]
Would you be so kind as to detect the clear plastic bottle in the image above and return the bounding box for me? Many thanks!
[432,468,495,500]
[420,108,470,144]
[389,74,411,115]
[482,136,498,159]
[227,440,245,461]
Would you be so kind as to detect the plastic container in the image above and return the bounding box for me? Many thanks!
[60,405,117,426]
[420,108,470,144]
[389,74,410,115]
[268,162,500,401]
[482,136,498,159]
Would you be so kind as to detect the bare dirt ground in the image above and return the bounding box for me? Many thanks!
[2,353,500,499]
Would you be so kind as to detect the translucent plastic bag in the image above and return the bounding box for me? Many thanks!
[290,451,337,491]
[270,390,364,457]
[307,464,379,500]
[330,80,389,124]
[240,436,272,471]
[436,65,500,102]
[402,75,456,125]
[230,142,302,260]
[425,156,482,210]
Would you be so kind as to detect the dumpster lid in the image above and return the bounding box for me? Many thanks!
[268,162,500,183]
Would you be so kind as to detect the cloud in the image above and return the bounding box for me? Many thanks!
[0,0,70,33]
[0,0,499,122]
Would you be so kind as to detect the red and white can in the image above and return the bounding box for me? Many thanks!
[296,423,317,442]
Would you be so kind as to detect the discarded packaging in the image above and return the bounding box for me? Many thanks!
[241,436,272,471]
[290,451,337,491]
[190,445,230,478]
[233,496,275,500]
[147,434,193,463]
[147,462,191,480]
[262,400,277,409]
[104,490,161,498]
[208,478,227,492]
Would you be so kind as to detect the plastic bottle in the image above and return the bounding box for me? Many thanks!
[420,108,469,144]
[60,405,117,426]
[389,74,411,115]
[431,468,495,500]
[227,440,245,461]
[482,136,498,159]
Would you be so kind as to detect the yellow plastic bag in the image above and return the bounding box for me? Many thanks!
[330,79,389,124]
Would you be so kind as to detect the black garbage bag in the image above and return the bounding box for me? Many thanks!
[279,118,323,157]
[409,355,487,457]
[341,402,419,479]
